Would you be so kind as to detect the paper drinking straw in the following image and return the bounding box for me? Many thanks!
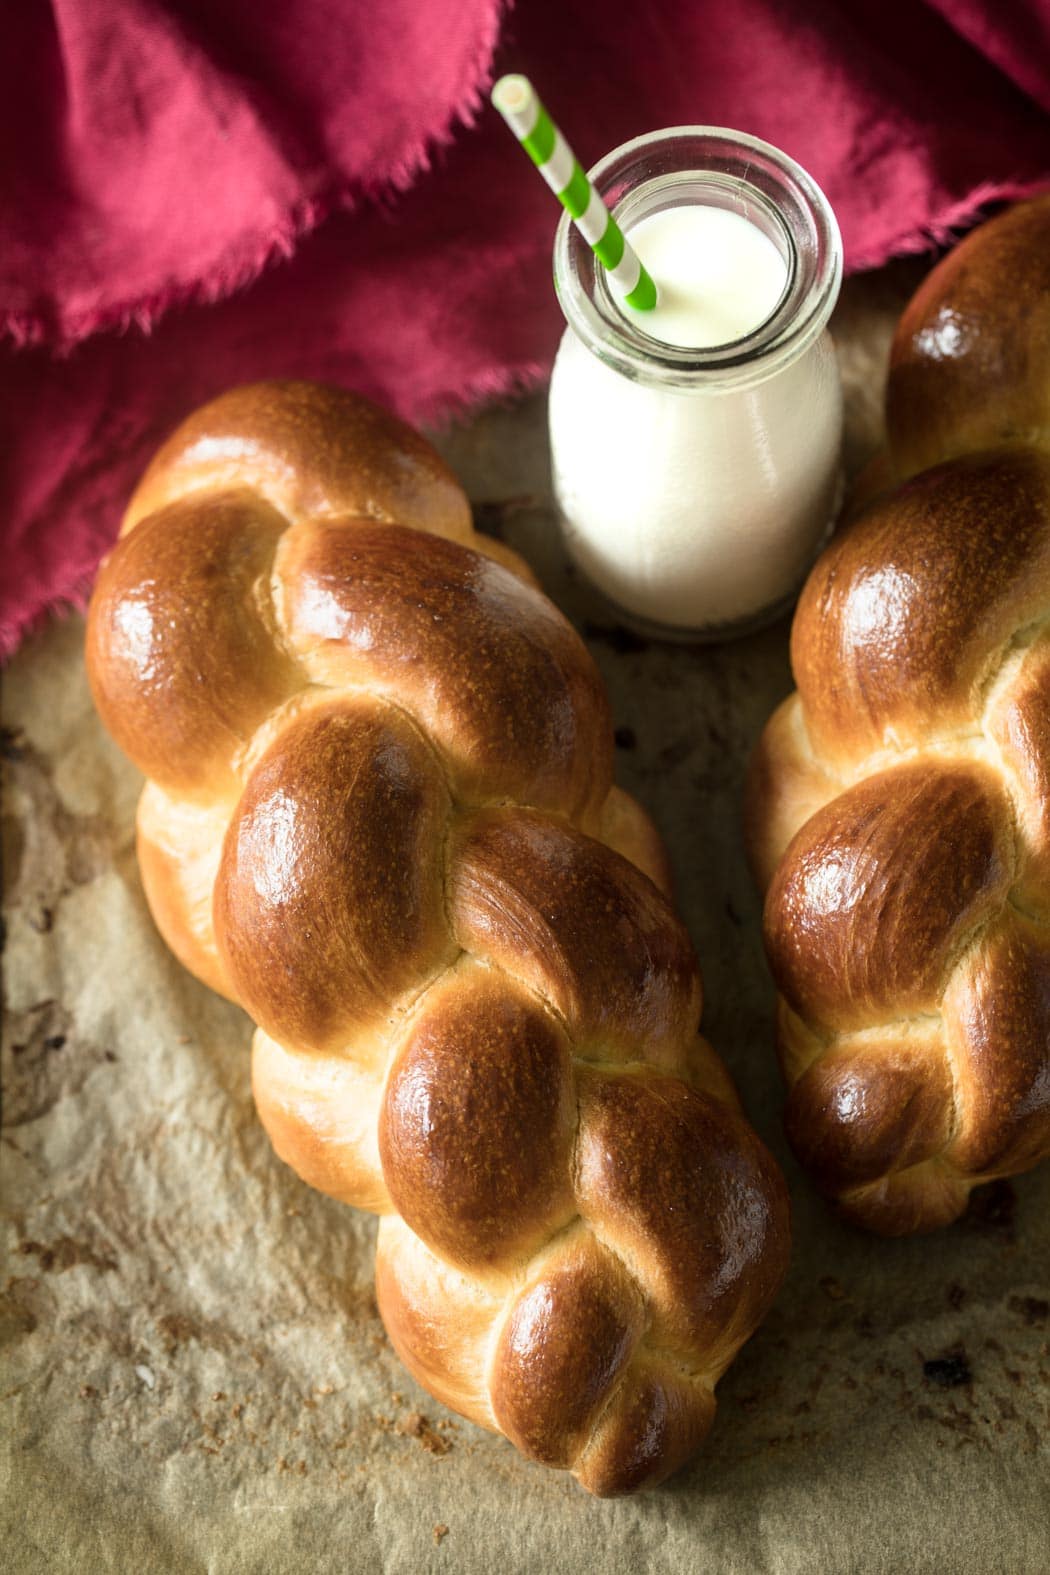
[491,74,658,311]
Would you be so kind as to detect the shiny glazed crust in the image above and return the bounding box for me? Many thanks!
[86,380,790,1495]
[746,197,1050,1234]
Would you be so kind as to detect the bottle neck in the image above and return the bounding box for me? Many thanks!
[553,127,843,394]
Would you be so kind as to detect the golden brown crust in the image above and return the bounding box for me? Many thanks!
[575,1355,717,1497]
[783,1027,954,1193]
[885,196,1050,480]
[748,197,1050,1233]
[87,379,790,1494]
[764,762,1013,1034]
[379,962,577,1274]
[984,633,1050,914]
[575,1068,790,1370]
[123,380,474,542]
[87,491,300,798]
[791,449,1050,769]
[448,808,701,1067]
[214,698,454,1051]
[836,1163,972,1237]
[276,516,612,815]
[942,915,1050,1176]
[489,1234,646,1471]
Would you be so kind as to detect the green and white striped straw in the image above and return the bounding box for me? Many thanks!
[491,74,658,312]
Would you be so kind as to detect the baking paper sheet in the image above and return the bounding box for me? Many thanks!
[3,261,1048,1574]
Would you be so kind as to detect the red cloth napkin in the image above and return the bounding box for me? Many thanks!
[3,0,1049,657]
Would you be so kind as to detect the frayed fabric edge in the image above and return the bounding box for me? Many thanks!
[847,176,1050,272]
[1,0,512,353]
[7,166,1048,352]
[6,178,1050,658]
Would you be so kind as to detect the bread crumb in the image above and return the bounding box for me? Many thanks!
[395,1412,453,1456]
[433,1525,449,1545]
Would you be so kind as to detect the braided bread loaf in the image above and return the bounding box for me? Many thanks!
[747,196,1050,1235]
[86,382,789,1495]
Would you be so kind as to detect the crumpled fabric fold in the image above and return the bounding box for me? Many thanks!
[2,0,1048,657]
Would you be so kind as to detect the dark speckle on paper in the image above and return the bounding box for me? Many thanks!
[17,1235,118,1274]
[922,1350,973,1389]
[1007,1295,1048,1327]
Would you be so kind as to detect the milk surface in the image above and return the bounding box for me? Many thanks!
[617,204,787,347]
[549,202,843,632]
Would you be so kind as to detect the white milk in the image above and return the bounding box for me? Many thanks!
[549,198,843,634]
[618,205,788,349]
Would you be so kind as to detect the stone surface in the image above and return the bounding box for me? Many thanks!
[3,262,1049,1573]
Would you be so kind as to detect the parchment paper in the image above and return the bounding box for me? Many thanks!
[3,261,1049,1575]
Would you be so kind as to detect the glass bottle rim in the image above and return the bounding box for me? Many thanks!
[552,126,843,392]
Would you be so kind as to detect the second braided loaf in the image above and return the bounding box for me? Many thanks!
[747,197,1050,1235]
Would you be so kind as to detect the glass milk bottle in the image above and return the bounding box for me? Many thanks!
[549,128,844,639]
